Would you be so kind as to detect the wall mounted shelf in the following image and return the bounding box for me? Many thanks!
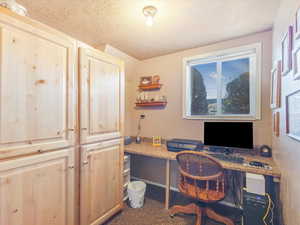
[135,101,167,107]
[139,83,162,91]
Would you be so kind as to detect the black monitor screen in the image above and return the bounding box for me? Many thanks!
[204,122,253,149]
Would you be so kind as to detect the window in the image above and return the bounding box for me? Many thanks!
[183,43,261,120]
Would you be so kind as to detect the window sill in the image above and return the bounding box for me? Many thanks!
[183,115,261,121]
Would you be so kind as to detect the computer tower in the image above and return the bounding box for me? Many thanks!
[243,191,271,225]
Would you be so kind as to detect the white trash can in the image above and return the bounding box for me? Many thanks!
[127,181,146,208]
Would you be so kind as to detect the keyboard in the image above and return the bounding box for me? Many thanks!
[208,153,244,164]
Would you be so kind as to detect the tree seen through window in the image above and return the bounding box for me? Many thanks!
[191,58,250,115]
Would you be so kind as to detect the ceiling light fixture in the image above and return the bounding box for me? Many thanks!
[143,5,157,26]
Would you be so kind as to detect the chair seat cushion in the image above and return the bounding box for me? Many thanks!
[179,183,225,203]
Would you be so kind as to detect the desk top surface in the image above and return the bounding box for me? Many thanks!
[125,142,281,178]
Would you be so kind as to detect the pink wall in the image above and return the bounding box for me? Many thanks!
[272,0,300,224]
[130,31,273,147]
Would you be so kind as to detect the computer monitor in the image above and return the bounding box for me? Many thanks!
[204,122,253,149]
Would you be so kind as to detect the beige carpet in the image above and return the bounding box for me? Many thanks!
[104,184,240,225]
[104,198,231,225]
[104,198,196,225]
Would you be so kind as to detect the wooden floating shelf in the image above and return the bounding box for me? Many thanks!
[135,101,167,107]
[139,83,162,90]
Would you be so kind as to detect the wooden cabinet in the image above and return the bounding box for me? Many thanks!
[0,148,75,225]
[0,8,77,159]
[79,45,125,225]
[0,8,125,225]
[80,139,123,225]
[79,46,124,144]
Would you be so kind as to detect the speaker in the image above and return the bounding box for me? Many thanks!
[259,145,272,157]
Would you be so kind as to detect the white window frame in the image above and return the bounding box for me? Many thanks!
[182,43,262,120]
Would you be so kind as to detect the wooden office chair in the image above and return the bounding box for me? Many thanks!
[170,151,234,225]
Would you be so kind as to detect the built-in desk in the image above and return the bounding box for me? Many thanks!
[125,142,281,209]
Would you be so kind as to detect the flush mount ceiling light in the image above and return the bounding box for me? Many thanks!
[143,5,157,26]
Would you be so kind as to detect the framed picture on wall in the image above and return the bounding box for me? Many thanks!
[273,111,280,137]
[281,26,293,76]
[292,44,300,80]
[270,60,282,109]
[295,7,300,40]
[286,89,300,141]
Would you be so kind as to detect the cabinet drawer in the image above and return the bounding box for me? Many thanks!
[123,183,129,201]
[123,168,130,185]
[124,154,130,171]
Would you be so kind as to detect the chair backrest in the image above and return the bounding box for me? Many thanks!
[176,151,225,202]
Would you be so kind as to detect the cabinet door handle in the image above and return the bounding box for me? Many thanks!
[83,161,89,165]
[81,128,87,130]
[58,128,75,134]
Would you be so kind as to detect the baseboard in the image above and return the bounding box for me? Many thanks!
[89,203,122,225]
[131,176,179,192]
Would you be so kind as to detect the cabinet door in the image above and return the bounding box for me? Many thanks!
[0,148,75,225]
[79,47,124,144]
[80,139,123,225]
[0,12,77,159]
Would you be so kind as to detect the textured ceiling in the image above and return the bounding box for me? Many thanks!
[17,0,280,59]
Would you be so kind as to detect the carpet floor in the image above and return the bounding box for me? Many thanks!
[104,198,196,225]
[104,184,241,225]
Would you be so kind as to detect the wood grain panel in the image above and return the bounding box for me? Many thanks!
[0,13,77,159]
[125,142,281,177]
[0,148,75,225]
[79,46,124,144]
[80,139,124,225]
